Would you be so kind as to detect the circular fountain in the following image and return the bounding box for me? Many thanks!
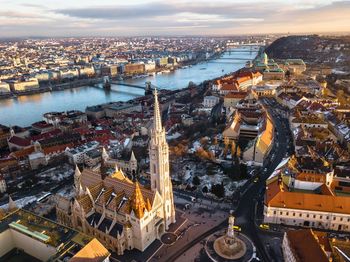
[213,215,246,259]
[205,215,255,261]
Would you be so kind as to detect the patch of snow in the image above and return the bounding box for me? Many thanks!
[0,196,37,209]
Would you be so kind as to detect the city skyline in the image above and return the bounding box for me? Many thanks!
[1,0,350,37]
[1,6,350,259]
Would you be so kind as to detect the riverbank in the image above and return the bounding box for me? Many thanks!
[0,77,104,100]
[0,51,224,101]
[0,49,258,126]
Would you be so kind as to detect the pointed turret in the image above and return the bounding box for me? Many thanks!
[146,198,152,212]
[74,165,82,196]
[153,88,163,133]
[8,195,17,211]
[102,147,109,161]
[75,165,81,178]
[115,164,119,172]
[129,182,146,219]
[130,151,136,162]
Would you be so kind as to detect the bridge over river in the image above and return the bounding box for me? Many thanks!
[0,46,260,126]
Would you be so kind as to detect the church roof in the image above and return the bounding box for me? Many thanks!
[110,169,133,184]
[78,169,155,218]
[77,194,93,212]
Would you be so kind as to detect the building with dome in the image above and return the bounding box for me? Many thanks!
[56,89,176,255]
[253,52,285,80]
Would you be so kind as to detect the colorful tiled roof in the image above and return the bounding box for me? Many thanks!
[266,180,350,214]
[70,238,110,262]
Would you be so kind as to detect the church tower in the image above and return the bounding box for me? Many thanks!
[149,89,176,229]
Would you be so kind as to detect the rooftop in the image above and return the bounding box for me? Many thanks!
[0,209,77,247]
[0,209,97,261]
[286,229,329,262]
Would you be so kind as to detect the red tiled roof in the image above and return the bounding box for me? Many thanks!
[31,129,61,142]
[32,121,53,129]
[224,92,247,99]
[8,136,31,147]
[286,229,329,262]
[266,180,350,214]
[221,83,239,91]
[43,143,72,154]
[9,146,35,158]
[73,127,91,136]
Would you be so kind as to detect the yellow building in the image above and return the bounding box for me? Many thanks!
[243,114,274,166]
[9,78,39,92]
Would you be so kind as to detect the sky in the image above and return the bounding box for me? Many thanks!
[0,0,350,37]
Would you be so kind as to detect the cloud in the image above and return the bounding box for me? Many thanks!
[56,3,177,20]
[0,0,350,36]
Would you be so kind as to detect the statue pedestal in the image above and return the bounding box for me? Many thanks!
[213,235,246,260]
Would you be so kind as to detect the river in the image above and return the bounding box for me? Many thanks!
[0,48,258,126]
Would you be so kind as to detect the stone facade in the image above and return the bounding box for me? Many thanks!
[56,89,176,255]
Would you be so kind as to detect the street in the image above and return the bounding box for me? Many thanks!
[155,97,292,262]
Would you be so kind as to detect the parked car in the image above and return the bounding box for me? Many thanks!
[259,224,270,230]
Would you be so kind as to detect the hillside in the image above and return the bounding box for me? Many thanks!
[266,35,350,73]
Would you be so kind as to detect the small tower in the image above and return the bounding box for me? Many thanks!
[145,81,152,96]
[9,127,15,138]
[34,141,42,152]
[129,151,138,175]
[74,165,82,196]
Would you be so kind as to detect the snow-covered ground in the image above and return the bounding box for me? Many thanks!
[167,132,182,141]
[57,185,75,198]
[0,196,37,209]
[37,164,74,182]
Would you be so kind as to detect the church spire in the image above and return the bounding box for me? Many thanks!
[129,182,146,219]
[153,88,162,133]
[149,87,176,229]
